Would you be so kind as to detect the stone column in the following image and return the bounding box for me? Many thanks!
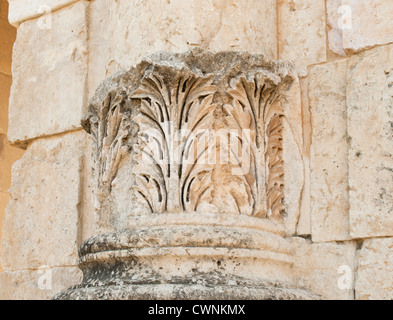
[56,49,315,300]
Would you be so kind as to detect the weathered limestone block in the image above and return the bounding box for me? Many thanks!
[347,45,393,238]
[0,135,24,272]
[328,0,393,55]
[355,238,393,300]
[309,60,350,242]
[0,135,24,193]
[0,267,82,300]
[278,0,326,76]
[87,0,111,99]
[293,237,357,300]
[1,131,85,270]
[7,0,80,26]
[57,49,314,300]
[103,0,277,75]
[8,1,88,144]
[341,0,393,53]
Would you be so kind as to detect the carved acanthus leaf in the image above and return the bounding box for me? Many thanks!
[132,72,216,213]
[85,89,133,197]
[225,76,284,221]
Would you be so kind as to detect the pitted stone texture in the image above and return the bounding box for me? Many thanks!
[1,131,85,270]
[355,238,393,300]
[341,0,393,53]
[0,267,82,300]
[278,0,326,76]
[56,216,318,300]
[293,237,357,300]
[309,60,350,242]
[56,282,318,300]
[347,45,393,238]
[104,0,277,75]
[8,1,88,144]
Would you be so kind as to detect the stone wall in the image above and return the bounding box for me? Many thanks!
[0,0,392,300]
[0,0,23,273]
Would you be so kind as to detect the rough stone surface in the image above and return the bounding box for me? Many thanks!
[297,77,311,235]
[355,238,393,300]
[0,135,24,193]
[341,0,393,53]
[57,50,312,299]
[82,49,299,232]
[3,0,393,300]
[281,75,304,235]
[309,59,350,242]
[56,213,317,300]
[326,0,345,56]
[104,0,277,75]
[0,267,82,300]
[278,0,327,76]
[87,0,111,99]
[347,44,393,238]
[8,1,88,144]
[1,131,85,270]
[293,237,357,300]
[7,0,80,26]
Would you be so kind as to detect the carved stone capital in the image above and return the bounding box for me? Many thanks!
[56,49,315,300]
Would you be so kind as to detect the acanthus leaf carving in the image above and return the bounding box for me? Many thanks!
[131,72,217,213]
[224,76,284,221]
[83,50,293,225]
[82,88,135,201]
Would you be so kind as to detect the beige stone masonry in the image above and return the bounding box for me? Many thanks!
[103,0,277,76]
[293,237,357,300]
[7,0,80,27]
[355,238,393,300]
[278,0,327,77]
[1,131,85,270]
[326,0,345,56]
[309,44,393,242]
[8,1,88,144]
[309,59,351,242]
[327,0,393,55]
[297,77,311,235]
[0,266,82,299]
[347,44,393,239]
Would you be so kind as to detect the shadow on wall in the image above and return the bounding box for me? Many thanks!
[0,0,24,272]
